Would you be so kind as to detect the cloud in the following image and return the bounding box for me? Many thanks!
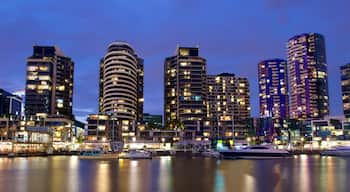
[74,115,88,123]
[73,107,94,113]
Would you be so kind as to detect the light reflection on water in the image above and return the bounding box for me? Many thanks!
[129,160,139,192]
[0,155,349,192]
[96,162,110,192]
[158,156,172,192]
[299,154,311,192]
[68,156,79,192]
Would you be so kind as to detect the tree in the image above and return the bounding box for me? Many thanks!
[166,119,184,130]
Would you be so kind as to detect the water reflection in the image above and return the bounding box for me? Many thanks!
[0,156,349,192]
[299,154,311,192]
[68,156,79,192]
[129,160,139,192]
[96,162,110,192]
[213,169,224,192]
[158,156,172,192]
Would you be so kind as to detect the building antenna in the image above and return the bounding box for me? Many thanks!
[175,43,180,54]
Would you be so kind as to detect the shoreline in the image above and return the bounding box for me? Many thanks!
[0,149,324,158]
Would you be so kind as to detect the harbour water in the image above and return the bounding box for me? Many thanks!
[0,155,349,192]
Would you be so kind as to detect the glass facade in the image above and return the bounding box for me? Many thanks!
[143,113,162,128]
[341,63,350,118]
[287,33,329,119]
[164,47,207,134]
[207,73,250,139]
[25,46,74,119]
[0,88,22,117]
[258,59,289,119]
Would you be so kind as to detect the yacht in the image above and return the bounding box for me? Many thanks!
[79,149,119,160]
[219,144,290,159]
[80,149,103,156]
[321,146,350,156]
[7,152,16,158]
[119,149,152,159]
[201,149,221,158]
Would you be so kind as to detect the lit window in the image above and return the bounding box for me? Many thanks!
[98,125,106,131]
[27,75,37,80]
[27,66,38,71]
[39,66,48,71]
[39,76,50,81]
[180,62,188,66]
[27,84,36,89]
[58,85,65,91]
[38,85,50,90]
[179,49,189,56]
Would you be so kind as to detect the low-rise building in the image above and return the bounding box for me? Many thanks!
[0,88,22,118]
[86,114,122,142]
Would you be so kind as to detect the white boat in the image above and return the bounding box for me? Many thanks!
[7,153,16,158]
[80,149,103,156]
[201,149,221,158]
[46,147,54,155]
[220,144,290,159]
[79,149,103,159]
[79,149,119,160]
[321,146,350,156]
[119,149,152,159]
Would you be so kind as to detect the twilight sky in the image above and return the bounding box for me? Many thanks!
[0,0,349,122]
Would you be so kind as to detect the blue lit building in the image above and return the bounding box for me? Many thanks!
[258,59,289,118]
[258,59,289,141]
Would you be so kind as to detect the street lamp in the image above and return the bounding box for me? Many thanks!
[161,137,165,148]
[300,137,305,150]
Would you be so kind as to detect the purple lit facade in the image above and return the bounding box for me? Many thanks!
[287,33,329,120]
[258,59,289,118]
[258,59,289,140]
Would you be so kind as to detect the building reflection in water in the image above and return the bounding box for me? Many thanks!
[158,156,172,192]
[0,156,349,192]
[336,157,348,192]
[214,169,224,192]
[96,162,110,192]
[326,157,335,192]
[272,163,282,192]
[68,156,79,192]
[129,160,140,192]
[299,154,311,192]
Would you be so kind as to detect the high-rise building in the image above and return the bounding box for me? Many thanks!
[207,73,250,139]
[25,46,74,118]
[258,59,289,118]
[164,46,207,135]
[287,33,329,119]
[99,41,143,137]
[0,88,22,117]
[137,58,144,123]
[341,63,350,118]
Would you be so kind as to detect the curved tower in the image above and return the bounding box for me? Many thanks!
[99,42,143,132]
